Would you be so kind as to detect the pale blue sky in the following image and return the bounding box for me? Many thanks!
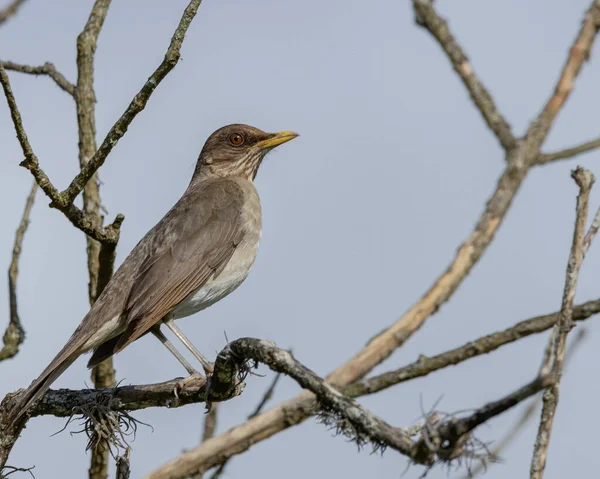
[1,0,599,478]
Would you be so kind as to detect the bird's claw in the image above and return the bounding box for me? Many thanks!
[173,373,205,399]
[202,361,215,376]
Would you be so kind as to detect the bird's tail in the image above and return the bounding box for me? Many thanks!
[8,351,79,427]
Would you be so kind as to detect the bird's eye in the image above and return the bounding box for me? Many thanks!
[229,133,244,146]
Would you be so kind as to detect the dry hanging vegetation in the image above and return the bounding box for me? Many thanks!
[1,1,600,478]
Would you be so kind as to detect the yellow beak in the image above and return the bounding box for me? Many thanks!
[255,130,299,150]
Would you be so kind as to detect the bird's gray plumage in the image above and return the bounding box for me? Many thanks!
[9,124,296,425]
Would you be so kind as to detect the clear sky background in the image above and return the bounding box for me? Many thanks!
[1,0,600,478]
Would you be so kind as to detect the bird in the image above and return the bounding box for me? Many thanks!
[8,124,298,425]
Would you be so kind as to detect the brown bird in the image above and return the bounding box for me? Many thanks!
[9,124,298,425]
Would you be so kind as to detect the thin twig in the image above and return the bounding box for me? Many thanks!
[191,405,219,479]
[0,61,75,96]
[0,0,27,25]
[61,0,204,205]
[413,0,516,151]
[537,136,600,165]
[344,299,600,398]
[201,405,218,442]
[209,373,282,479]
[0,181,36,362]
[249,373,281,419]
[531,167,596,479]
[583,206,600,254]
[437,374,557,445]
[457,328,587,479]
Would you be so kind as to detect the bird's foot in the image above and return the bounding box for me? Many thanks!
[173,373,205,399]
[202,361,215,376]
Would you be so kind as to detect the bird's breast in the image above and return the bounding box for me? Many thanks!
[171,180,262,319]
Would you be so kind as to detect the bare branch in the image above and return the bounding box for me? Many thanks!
[61,0,204,205]
[0,181,36,362]
[115,449,131,479]
[208,373,282,479]
[583,206,600,254]
[0,297,593,418]
[344,298,600,398]
[422,374,557,456]
[0,61,75,96]
[412,0,516,151]
[73,2,116,476]
[249,373,281,419]
[457,329,588,479]
[0,0,27,26]
[529,2,600,145]
[201,406,218,443]
[0,65,59,198]
[26,377,210,417]
[75,0,113,300]
[531,167,596,479]
[537,136,600,165]
[191,407,219,479]
[0,63,123,244]
[147,339,419,479]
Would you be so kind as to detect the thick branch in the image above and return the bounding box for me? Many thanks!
[29,377,209,417]
[530,167,595,479]
[61,0,204,205]
[0,181,36,362]
[537,136,600,165]
[0,297,593,417]
[146,339,418,479]
[0,61,75,96]
[115,449,131,479]
[413,0,516,151]
[73,3,117,478]
[76,0,113,304]
[0,0,27,25]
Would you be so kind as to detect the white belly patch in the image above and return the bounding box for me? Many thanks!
[170,256,253,319]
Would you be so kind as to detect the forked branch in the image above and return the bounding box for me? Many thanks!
[0,61,75,96]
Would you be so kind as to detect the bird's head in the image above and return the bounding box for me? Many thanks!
[194,124,298,182]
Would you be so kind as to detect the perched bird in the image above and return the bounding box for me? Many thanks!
[9,124,298,425]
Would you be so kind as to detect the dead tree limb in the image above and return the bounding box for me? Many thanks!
[0,181,36,362]
[0,0,27,26]
[538,136,600,165]
[0,61,75,96]
[530,167,597,479]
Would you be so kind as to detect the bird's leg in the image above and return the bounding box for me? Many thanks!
[151,326,205,398]
[164,318,214,375]
[151,326,198,375]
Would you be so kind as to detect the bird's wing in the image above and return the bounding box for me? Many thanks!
[113,178,245,353]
